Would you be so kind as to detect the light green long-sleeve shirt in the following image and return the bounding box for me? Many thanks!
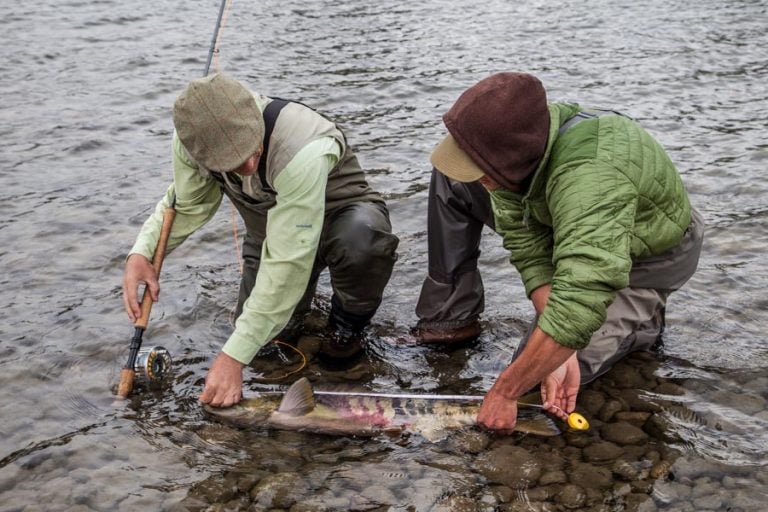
[130,135,341,364]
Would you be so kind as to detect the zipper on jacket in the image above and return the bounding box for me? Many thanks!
[523,203,531,227]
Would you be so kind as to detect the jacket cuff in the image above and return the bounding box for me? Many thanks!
[521,269,554,299]
[221,330,267,365]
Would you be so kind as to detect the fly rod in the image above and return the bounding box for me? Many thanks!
[116,0,231,399]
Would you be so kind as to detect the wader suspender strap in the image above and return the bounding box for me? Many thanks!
[258,98,290,194]
[559,108,629,135]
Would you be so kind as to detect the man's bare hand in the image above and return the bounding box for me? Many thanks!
[541,353,580,421]
[199,352,244,408]
[477,388,519,431]
[122,254,159,322]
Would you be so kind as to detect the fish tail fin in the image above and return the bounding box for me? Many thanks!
[278,377,316,416]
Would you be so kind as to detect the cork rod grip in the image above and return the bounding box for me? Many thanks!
[134,207,176,330]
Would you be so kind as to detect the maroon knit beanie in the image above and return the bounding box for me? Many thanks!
[442,72,550,189]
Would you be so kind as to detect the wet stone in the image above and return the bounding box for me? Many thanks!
[654,382,685,396]
[359,484,398,507]
[583,441,624,462]
[711,390,767,415]
[598,399,625,422]
[584,486,608,506]
[614,411,651,426]
[490,484,515,504]
[669,457,727,481]
[170,496,209,511]
[644,449,662,466]
[613,482,632,497]
[555,484,586,509]
[250,472,305,509]
[476,445,542,489]
[569,462,614,490]
[501,502,557,512]
[223,497,250,510]
[546,434,567,449]
[539,452,565,472]
[539,470,567,486]
[631,479,655,494]
[431,495,482,512]
[642,413,680,443]
[579,390,607,416]
[562,446,583,461]
[612,460,651,481]
[188,477,238,504]
[446,429,491,454]
[621,445,647,461]
[624,492,656,511]
[729,489,768,510]
[651,480,692,503]
[524,485,555,501]
[693,493,723,510]
[604,364,646,389]
[616,389,661,413]
[690,476,718,498]
[601,422,649,445]
[564,430,593,448]
[290,497,351,511]
[649,460,673,480]
[235,470,267,493]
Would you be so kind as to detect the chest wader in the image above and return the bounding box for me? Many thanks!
[211,99,399,355]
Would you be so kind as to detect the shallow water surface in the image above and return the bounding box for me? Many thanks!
[1,0,767,510]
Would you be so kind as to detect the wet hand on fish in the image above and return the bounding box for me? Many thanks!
[199,352,244,408]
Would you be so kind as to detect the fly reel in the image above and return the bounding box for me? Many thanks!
[134,346,173,385]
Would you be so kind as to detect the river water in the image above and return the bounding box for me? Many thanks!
[1,0,767,510]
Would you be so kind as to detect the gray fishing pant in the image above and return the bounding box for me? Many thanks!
[235,201,399,331]
[416,169,704,382]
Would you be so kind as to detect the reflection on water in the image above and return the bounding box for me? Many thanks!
[1,0,767,510]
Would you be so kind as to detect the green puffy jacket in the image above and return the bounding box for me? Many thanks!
[490,102,692,349]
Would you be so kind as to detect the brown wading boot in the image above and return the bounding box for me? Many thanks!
[411,320,481,344]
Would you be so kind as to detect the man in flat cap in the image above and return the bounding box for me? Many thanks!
[123,73,398,407]
[416,72,703,430]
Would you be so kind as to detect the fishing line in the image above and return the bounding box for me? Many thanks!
[206,0,310,375]
[204,0,234,76]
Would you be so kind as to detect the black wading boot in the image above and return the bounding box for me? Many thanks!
[320,298,374,359]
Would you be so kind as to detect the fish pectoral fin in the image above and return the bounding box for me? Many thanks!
[515,411,562,437]
[277,377,316,416]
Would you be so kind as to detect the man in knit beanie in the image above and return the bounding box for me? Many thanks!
[123,74,398,407]
[415,72,703,430]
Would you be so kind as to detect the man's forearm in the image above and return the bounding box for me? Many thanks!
[491,326,575,400]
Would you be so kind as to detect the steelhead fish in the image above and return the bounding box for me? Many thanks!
[203,377,560,440]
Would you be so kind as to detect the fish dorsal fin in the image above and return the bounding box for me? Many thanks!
[277,377,316,416]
